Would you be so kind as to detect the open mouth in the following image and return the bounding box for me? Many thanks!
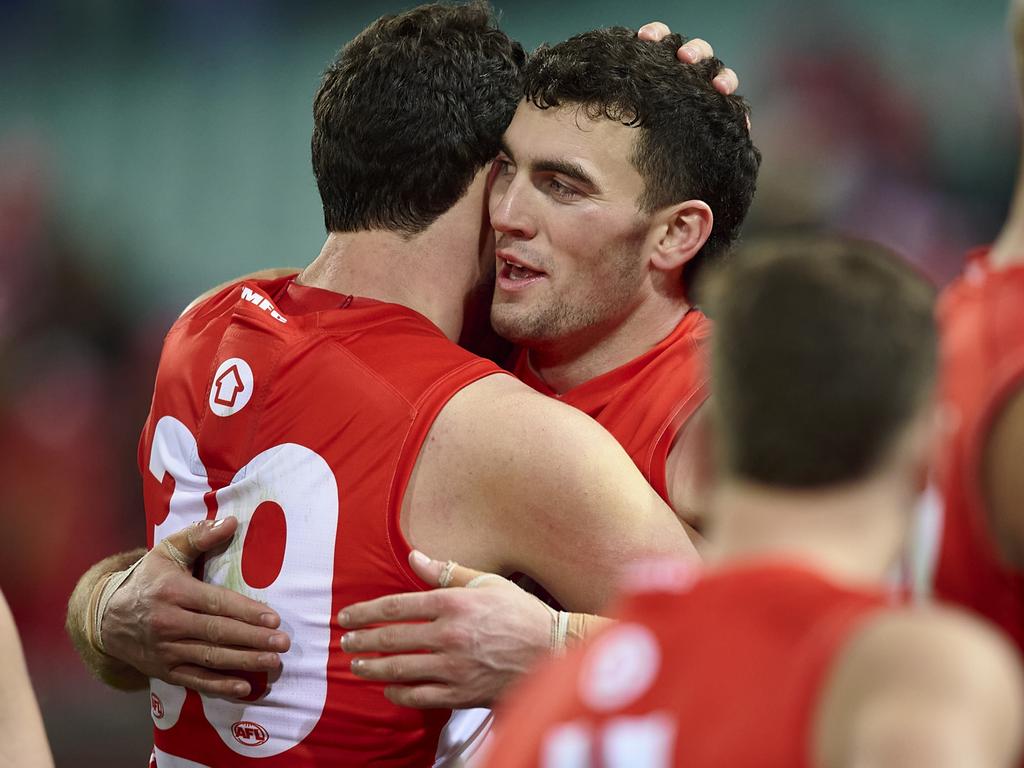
[497,252,547,290]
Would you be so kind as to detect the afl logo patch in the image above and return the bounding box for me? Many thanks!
[209,357,254,417]
[150,693,164,719]
[232,720,269,747]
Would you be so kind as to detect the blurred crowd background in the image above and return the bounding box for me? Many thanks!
[0,0,1017,763]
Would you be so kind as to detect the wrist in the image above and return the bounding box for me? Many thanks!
[87,555,146,656]
[550,612,610,654]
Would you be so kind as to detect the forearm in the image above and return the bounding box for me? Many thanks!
[65,548,149,691]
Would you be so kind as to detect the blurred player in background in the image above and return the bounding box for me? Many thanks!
[483,236,1024,768]
[66,4,700,766]
[0,590,53,768]
[932,0,1024,664]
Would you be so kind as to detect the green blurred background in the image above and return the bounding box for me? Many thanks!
[0,0,1017,763]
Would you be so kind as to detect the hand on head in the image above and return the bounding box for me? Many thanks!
[637,24,740,96]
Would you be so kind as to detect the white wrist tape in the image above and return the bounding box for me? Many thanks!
[552,611,569,656]
[88,555,145,655]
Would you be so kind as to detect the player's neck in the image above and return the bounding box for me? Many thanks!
[298,232,466,340]
[525,295,689,393]
[989,164,1024,269]
[704,475,910,590]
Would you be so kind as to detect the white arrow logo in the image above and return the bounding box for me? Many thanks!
[209,358,254,417]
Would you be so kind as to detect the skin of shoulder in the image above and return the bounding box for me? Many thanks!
[814,605,1024,768]
[983,385,1024,568]
[402,373,698,614]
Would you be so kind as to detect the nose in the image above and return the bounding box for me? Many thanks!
[488,172,536,240]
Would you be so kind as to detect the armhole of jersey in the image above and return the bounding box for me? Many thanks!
[385,360,509,590]
[963,348,1024,573]
[797,599,888,766]
[648,379,709,504]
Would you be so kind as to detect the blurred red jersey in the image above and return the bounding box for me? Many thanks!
[138,275,503,767]
[513,309,711,502]
[934,249,1024,652]
[484,561,888,768]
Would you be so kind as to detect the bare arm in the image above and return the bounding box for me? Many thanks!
[65,518,290,698]
[815,607,1024,768]
[339,376,698,708]
[407,375,697,612]
[665,403,711,537]
[0,592,54,768]
[982,386,1024,567]
[340,552,614,709]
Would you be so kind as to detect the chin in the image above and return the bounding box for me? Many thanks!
[490,307,530,345]
[491,308,554,347]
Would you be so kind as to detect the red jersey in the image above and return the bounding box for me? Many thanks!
[484,561,888,768]
[934,249,1024,652]
[513,310,711,502]
[138,275,504,767]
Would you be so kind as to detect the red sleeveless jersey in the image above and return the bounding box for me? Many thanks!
[138,275,503,767]
[934,249,1024,652]
[512,310,711,502]
[484,561,888,768]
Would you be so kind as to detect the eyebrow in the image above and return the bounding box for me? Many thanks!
[499,140,600,193]
[533,159,599,192]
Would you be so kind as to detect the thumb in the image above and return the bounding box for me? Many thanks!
[159,517,238,570]
[408,550,491,588]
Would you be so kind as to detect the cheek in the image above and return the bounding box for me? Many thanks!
[548,211,619,281]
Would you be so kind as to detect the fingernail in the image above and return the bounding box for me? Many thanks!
[211,518,228,529]
[682,45,698,61]
[339,611,351,627]
[232,682,249,697]
[259,612,278,628]
[257,653,277,666]
[351,659,364,675]
[340,633,351,651]
[269,633,289,651]
[410,550,430,569]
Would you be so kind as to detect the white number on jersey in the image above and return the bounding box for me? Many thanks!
[147,415,339,758]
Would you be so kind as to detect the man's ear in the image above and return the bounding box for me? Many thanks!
[650,200,713,273]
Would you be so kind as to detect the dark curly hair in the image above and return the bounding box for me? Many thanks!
[524,28,760,296]
[312,2,525,236]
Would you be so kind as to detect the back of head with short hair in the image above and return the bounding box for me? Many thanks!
[703,235,937,488]
[312,1,525,236]
[522,28,761,296]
